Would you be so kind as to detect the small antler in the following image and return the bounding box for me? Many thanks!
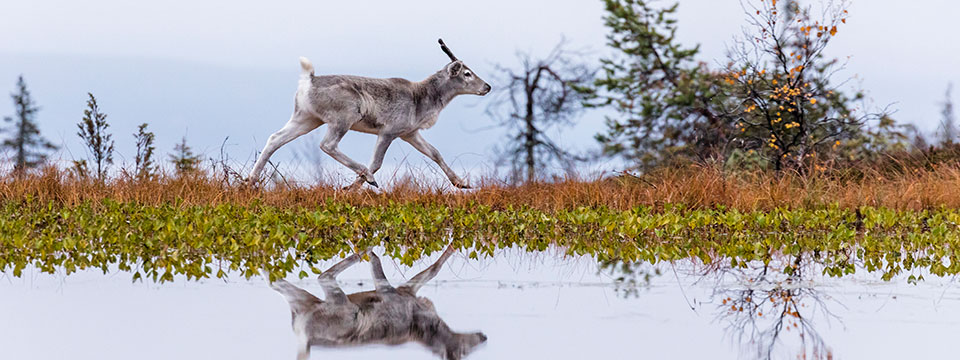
[438,38,458,62]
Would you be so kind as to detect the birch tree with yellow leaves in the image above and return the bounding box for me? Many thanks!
[723,0,884,172]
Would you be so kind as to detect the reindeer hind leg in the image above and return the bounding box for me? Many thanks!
[248,111,319,183]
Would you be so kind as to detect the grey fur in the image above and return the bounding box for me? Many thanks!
[264,245,486,360]
[247,39,491,189]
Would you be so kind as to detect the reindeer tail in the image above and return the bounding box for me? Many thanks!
[298,57,315,77]
[262,270,322,313]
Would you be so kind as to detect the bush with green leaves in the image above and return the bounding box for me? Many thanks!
[1,200,958,283]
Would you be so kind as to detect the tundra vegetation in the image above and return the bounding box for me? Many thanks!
[2,0,960,291]
[3,164,960,284]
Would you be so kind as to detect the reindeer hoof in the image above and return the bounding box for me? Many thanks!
[368,180,379,188]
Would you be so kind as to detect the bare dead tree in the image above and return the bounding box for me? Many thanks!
[486,39,593,183]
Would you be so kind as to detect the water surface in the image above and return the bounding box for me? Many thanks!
[2,249,958,359]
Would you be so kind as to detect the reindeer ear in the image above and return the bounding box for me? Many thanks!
[448,62,463,76]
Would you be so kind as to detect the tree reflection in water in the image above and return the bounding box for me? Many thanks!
[602,253,841,359]
[706,254,839,360]
[598,259,661,298]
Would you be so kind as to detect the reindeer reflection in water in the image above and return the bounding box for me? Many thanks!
[264,244,486,360]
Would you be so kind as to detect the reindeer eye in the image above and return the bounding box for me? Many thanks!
[464,71,472,78]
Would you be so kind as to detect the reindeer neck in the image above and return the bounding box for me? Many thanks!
[413,314,458,355]
[414,72,459,117]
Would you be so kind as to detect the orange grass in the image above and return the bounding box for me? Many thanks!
[1,164,960,211]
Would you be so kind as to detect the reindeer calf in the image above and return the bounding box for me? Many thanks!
[264,245,486,360]
[247,39,491,189]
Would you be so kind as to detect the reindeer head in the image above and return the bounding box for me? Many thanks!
[438,39,491,96]
[447,331,487,360]
[413,296,487,360]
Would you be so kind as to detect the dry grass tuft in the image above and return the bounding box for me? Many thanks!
[2,163,960,211]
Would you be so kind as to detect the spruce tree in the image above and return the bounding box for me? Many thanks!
[2,75,58,174]
[169,136,201,175]
[583,0,727,169]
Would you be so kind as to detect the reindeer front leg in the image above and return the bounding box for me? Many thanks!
[401,131,470,188]
[366,251,397,294]
[317,253,363,304]
[319,122,378,188]
[346,133,396,190]
[398,243,457,294]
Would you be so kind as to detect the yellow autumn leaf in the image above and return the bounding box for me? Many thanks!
[810,98,818,105]
[830,26,837,36]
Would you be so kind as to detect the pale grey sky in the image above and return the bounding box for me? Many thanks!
[1,0,957,182]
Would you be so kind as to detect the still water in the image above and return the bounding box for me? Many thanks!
[2,248,958,359]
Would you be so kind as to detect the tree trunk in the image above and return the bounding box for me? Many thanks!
[16,118,26,173]
[524,84,536,183]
